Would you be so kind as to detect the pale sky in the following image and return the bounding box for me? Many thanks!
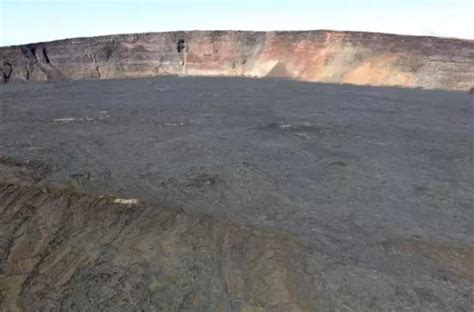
[0,0,473,46]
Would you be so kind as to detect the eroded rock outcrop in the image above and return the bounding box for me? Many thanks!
[1,31,473,90]
[1,156,472,311]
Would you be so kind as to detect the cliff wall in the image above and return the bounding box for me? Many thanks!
[1,31,473,90]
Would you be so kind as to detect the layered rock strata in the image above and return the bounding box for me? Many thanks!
[1,31,473,90]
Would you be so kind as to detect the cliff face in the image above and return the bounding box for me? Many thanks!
[1,31,473,90]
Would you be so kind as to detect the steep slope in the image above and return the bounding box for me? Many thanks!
[1,31,473,90]
[1,158,473,311]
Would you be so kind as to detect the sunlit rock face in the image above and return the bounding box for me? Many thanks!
[1,30,473,89]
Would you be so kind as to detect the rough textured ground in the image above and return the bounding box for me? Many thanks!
[1,30,474,90]
[0,77,473,311]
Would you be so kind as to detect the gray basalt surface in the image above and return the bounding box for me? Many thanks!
[0,77,473,311]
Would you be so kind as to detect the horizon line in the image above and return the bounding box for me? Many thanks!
[2,29,472,48]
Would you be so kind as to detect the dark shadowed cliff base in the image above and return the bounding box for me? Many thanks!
[1,30,474,90]
[1,77,473,311]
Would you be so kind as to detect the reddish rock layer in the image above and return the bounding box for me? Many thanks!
[1,31,473,90]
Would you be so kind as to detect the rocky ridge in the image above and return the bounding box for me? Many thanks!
[1,30,473,90]
[1,157,473,311]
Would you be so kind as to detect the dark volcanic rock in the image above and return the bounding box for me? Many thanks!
[0,77,473,311]
[1,30,473,90]
[1,158,473,311]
